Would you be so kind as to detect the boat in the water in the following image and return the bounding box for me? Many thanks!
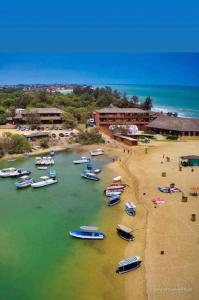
[50,151,55,156]
[81,171,99,181]
[35,156,55,166]
[107,195,120,206]
[89,149,104,156]
[84,163,101,174]
[116,224,134,241]
[125,201,136,216]
[15,175,33,188]
[69,226,105,240]
[116,256,141,274]
[31,176,57,188]
[105,190,122,197]
[73,156,90,164]
[49,169,57,178]
[7,157,16,162]
[37,166,48,170]
[0,168,31,178]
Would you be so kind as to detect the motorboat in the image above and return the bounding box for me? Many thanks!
[35,156,55,166]
[84,163,101,174]
[69,226,105,240]
[50,151,55,156]
[81,171,100,181]
[89,149,104,156]
[116,256,141,274]
[107,195,120,206]
[49,169,57,178]
[93,168,101,174]
[31,176,57,188]
[125,201,136,216]
[15,175,33,188]
[105,188,124,195]
[0,168,31,178]
[105,190,122,197]
[116,224,134,241]
[7,157,16,162]
[73,156,90,164]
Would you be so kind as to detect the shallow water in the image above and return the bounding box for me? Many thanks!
[0,151,125,300]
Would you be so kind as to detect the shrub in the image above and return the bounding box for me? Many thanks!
[39,137,50,148]
[75,128,105,145]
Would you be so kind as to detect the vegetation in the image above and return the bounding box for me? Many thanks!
[0,86,154,125]
[0,106,7,124]
[62,111,77,129]
[74,128,105,145]
[39,137,50,148]
[0,132,31,155]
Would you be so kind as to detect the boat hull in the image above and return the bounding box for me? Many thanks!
[31,180,57,188]
[116,262,141,274]
[69,231,105,240]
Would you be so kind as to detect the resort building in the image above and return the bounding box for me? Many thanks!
[93,106,151,130]
[147,115,199,136]
[8,108,64,125]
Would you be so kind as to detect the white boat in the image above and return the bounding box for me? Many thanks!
[0,168,31,178]
[113,176,122,182]
[7,157,16,162]
[15,176,33,188]
[35,156,55,166]
[73,156,90,164]
[37,166,48,170]
[89,149,104,156]
[105,190,122,197]
[69,226,105,240]
[31,176,57,188]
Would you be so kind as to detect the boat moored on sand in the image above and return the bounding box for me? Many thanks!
[116,224,134,241]
[116,256,141,274]
[69,226,105,240]
[125,201,136,216]
[105,190,122,197]
[31,176,57,188]
[89,149,104,156]
[107,195,120,206]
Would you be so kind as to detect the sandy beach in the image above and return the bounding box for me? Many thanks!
[105,139,199,300]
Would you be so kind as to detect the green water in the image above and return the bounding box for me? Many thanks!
[0,151,125,300]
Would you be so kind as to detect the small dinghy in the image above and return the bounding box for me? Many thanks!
[116,256,141,274]
[113,176,122,182]
[69,226,105,240]
[106,185,125,191]
[116,224,134,241]
[73,156,90,164]
[84,163,101,174]
[105,190,122,197]
[15,175,33,188]
[125,201,136,216]
[31,176,57,188]
[81,171,100,181]
[37,166,48,170]
[89,149,104,156]
[107,195,120,206]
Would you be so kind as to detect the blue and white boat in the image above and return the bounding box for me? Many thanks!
[73,156,90,164]
[81,171,99,181]
[15,175,33,188]
[84,163,101,174]
[125,201,136,216]
[107,195,120,206]
[69,226,105,240]
[105,190,122,197]
[116,256,141,274]
[49,169,57,178]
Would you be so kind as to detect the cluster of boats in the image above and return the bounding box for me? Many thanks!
[35,156,55,166]
[73,149,104,165]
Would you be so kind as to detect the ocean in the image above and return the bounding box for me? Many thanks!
[97,84,199,118]
[0,151,125,300]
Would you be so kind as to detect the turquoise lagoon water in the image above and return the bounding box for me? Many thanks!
[97,84,199,118]
[0,151,125,300]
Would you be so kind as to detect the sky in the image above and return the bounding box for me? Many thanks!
[0,53,199,86]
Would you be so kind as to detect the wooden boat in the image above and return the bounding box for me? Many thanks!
[69,226,105,240]
[89,149,104,156]
[107,195,120,206]
[81,172,99,181]
[15,176,33,188]
[106,185,125,191]
[31,176,57,188]
[73,156,90,164]
[116,256,141,274]
[117,224,134,241]
[125,201,136,216]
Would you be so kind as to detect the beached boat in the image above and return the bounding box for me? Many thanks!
[31,176,57,188]
[105,190,122,197]
[105,188,124,195]
[106,185,125,191]
[73,156,90,164]
[49,169,57,178]
[81,171,99,181]
[50,151,55,156]
[116,256,141,274]
[125,201,136,216]
[107,195,120,206]
[69,226,105,240]
[89,149,104,156]
[113,176,122,182]
[93,168,101,174]
[0,168,31,178]
[37,166,48,170]
[116,224,134,241]
[15,175,33,188]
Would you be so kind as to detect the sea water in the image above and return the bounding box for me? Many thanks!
[97,84,199,118]
[0,151,125,300]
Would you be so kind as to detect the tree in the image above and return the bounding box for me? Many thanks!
[62,111,77,129]
[25,109,41,128]
[2,132,31,154]
[39,138,50,148]
[142,96,153,110]
[0,106,7,124]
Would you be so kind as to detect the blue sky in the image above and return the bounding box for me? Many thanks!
[0,53,199,86]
